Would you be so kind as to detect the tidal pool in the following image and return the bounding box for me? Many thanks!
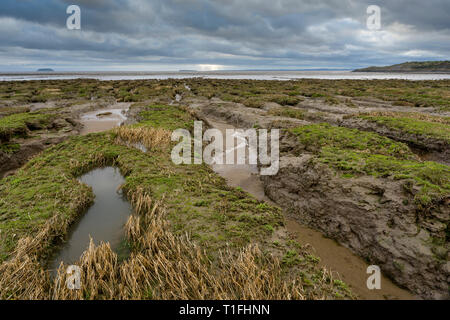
[50,167,131,270]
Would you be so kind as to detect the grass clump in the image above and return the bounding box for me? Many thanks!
[0,142,20,154]
[355,112,450,143]
[290,123,416,159]
[242,98,265,109]
[137,104,194,131]
[269,95,303,106]
[290,123,450,209]
[0,112,54,141]
[268,107,305,120]
[319,147,449,208]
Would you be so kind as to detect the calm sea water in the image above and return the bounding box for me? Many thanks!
[1,71,450,81]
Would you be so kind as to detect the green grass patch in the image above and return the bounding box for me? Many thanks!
[242,98,265,109]
[268,107,305,120]
[136,104,194,131]
[290,123,450,209]
[357,114,450,143]
[0,112,54,141]
[290,123,416,159]
[319,147,449,207]
[0,142,20,154]
[268,95,303,106]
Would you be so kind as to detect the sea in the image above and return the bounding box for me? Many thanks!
[1,70,450,81]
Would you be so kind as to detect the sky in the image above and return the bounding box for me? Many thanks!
[0,0,449,72]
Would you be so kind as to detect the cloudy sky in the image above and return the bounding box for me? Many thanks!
[0,0,449,71]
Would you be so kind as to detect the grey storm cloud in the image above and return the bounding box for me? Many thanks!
[0,0,448,71]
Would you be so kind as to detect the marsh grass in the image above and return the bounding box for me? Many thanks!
[0,112,55,141]
[290,123,450,209]
[268,107,305,120]
[137,104,195,131]
[290,123,417,160]
[242,98,266,109]
[1,78,449,110]
[351,112,450,143]
[50,194,335,300]
[0,105,351,299]
[1,172,344,300]
[113,126,172,151]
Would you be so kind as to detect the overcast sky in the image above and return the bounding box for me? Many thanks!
[0,0,449,71]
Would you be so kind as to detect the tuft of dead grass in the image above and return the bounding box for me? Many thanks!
[113,126,171,151]
[0,214,69,299]
[51,193,303,299]
[2,190,331,300]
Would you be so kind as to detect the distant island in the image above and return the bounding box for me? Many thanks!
[353,61,450,73]
[36,68,54,72]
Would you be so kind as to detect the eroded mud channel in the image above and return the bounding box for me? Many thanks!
[206,117,416,300]
[50,167,131,271]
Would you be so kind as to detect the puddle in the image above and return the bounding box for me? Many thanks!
[50,167,132,271]
[205,117,416,300]
[80,104,130,135]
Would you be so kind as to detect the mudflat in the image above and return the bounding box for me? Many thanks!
[0,78,448,299]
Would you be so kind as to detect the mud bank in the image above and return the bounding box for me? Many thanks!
[261,155,449,299]
[0,118,80,178]
[202,117,415,300]
[184,93,448,299]
[181,93,450,299]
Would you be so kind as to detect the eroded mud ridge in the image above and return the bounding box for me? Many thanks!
[185,92,449,299]
[0,78,449,300]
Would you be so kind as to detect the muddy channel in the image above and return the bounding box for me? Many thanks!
[206,117,416,300]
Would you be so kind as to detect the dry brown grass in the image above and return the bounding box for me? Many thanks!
[113,126,171,151]
[2,187,335,300]
[51,189,316,300]
[0,154,108,299]
[0,214,69,299]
